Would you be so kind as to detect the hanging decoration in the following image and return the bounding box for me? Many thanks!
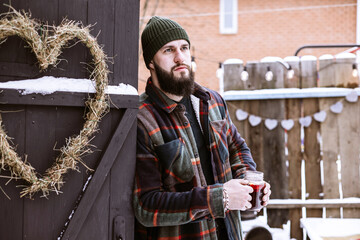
[299,116,312,127]
[248,115,262,127]
[345,90,358,102]
[281,119,295,131]
[264,119,278,130]
[330,101,343,114]
[234,90,359,131]
[313,111,327,123]
[0,6,109,198]
[235,109,248,120]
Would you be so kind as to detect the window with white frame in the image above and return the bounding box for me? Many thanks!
[219,0,238,34]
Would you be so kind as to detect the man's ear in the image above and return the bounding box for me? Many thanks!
[148,61,155,70]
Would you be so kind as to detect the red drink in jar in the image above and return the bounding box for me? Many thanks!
[245,170,265,211]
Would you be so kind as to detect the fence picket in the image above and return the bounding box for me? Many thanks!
[301,59,323,221]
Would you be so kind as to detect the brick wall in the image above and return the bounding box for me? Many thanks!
[138,0,356,93]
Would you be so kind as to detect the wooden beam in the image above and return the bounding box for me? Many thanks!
[0,89,138,109]
[267,198,360,209]
[61,108,137,240]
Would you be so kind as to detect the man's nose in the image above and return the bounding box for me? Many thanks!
[174,49,185,63]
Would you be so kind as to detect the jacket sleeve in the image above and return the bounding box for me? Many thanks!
[133,120,225,227]
[221,96,257,178]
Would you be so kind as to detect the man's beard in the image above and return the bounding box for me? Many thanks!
[153,61,194,98]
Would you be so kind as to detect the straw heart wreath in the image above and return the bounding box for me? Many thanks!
[0,6,109,198]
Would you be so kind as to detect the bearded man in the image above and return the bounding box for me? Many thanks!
[133,16,271,240]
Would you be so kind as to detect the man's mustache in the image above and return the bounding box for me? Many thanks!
[171,64,191,71]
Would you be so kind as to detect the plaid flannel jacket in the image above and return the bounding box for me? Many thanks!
[134,79,256,240]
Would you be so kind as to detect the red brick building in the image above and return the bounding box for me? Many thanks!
[138,0,357,93]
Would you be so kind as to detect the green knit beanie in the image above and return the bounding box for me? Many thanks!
[141,16,190,69]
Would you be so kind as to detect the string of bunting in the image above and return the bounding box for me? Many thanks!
[233,89,359,131]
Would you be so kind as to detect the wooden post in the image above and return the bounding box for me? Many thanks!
[318,55,335,87]
[284,57,302,240]
[223,59,244,91]
[335,55,360,218]
[318,57,341,218]
[301,57,323,221]
[258,61,288,228]
[334,54,358,88]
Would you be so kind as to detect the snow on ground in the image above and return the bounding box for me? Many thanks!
[300,218,360,240]
[0,76,138,96]
[242,215,293,240]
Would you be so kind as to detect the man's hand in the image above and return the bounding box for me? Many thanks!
[223,179,253,211]
[261,182,271,207]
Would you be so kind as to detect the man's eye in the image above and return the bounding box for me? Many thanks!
[182,46,189,50]
[164,48,172,52]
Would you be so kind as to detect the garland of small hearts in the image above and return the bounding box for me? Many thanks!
[231,89,359,131]
[0,6,109,198]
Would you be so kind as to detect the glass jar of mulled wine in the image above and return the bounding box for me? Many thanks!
[244,170,265,211]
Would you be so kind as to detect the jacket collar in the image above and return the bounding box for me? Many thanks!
[145,78,210,113]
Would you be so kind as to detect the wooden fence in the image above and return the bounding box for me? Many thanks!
[223,54,360,239]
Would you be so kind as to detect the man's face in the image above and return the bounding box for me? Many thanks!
[150,39,194,97]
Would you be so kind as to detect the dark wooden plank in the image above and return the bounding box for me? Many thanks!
[0,62,41,79]
[77,176,110,240]
[0,89,139,108]
[0,105,26,240]
[52,0,89,79]
[52,106,91,239]
[109,115,137,240]
[58,0,88,23]
[113,0,139,87]
[62,108,137,240]
[0,0,30,66]
[23,105,57,239]
[88,0,115,84]
[27,0,59,24]
[75,105,119,239]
